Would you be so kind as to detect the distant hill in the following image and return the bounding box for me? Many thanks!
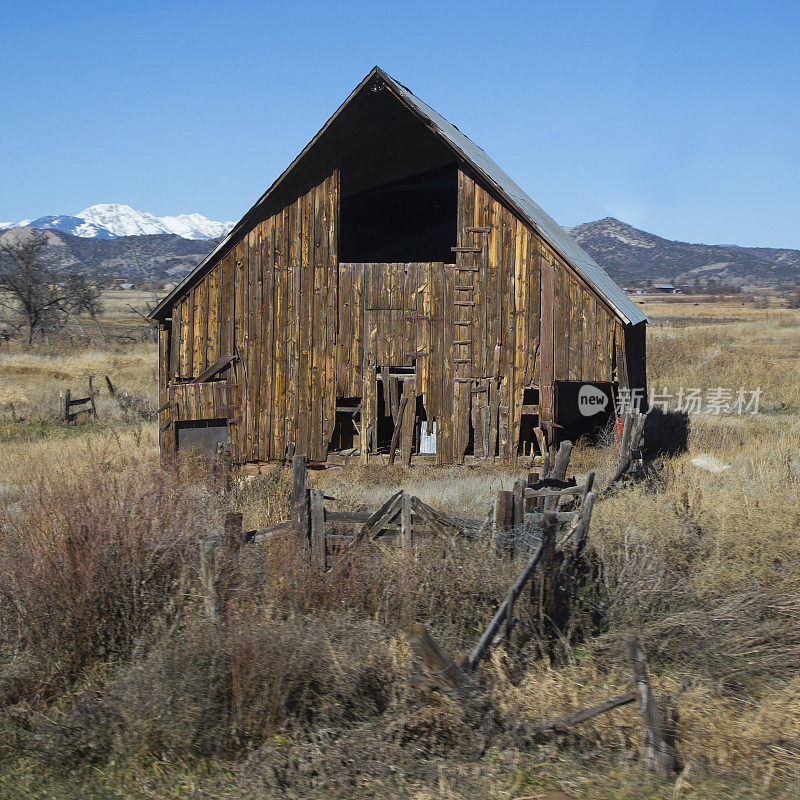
[0,226,216,283]
[2,213,799,288]
[566,217,800,286]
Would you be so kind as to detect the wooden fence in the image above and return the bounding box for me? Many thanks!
[62,374,120,424]
[63,375,98,423]
[197,419,675,775]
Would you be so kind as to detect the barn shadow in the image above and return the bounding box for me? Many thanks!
[642,408,689,459]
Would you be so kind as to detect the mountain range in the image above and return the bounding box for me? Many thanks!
[0,203,233,240]
[1,206,798,287]
[566,218,800,286]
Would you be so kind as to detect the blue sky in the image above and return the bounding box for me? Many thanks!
[2,0,798,247]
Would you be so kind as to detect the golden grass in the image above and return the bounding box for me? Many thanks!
[0,343,156,407]
[1,297,799,796]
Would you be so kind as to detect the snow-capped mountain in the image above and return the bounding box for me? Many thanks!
[0,204,234,240]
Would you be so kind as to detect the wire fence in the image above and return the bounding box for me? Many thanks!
[451,514,546,556]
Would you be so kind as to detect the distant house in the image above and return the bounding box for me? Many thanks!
[118,282,135,291]
[652,283,679,294]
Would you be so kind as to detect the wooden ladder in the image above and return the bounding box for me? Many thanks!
[451,226,489,376]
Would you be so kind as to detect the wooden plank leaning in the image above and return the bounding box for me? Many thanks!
[529,691,637,737]
[387,389,410,466]
[465,512,556,672]
[626,635,678,774]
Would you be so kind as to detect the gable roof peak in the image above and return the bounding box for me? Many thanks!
[151,69,646,326]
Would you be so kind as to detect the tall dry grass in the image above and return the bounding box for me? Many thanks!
[0,440,217,697]
[0,298,799,797]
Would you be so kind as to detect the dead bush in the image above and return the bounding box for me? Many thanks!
[28,611,396,764]
[0,442,217,695]
[630,585,800,685]
[247,536,521,655]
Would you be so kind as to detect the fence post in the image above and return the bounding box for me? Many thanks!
[526,472,539,512]
[493,490,514,554]
[545,440,574,510]
[583,471,596,502]
[539,452,551,490]
[198,538,218,620]
[626,635,677,774]
[513,477,526,525]
[224,511,243,550]
[88,375,98,418]
[401,491,412,550]
[310,488,326,571]
[64,389,71,424]
[504,585,515,644]
[552,439,574,481]
[291,455,309,548]
[512,477,526,558]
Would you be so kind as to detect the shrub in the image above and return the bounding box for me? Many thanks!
[0,440,217,695]
[28,611,396,763]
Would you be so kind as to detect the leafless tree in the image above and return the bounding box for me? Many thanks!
[0,231,104,345]
[64,272,106,343]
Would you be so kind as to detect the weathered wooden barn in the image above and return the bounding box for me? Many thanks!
[150,67,647,468]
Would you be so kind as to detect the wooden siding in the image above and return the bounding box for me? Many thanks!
[160,170,339,463]
[158,167,636,465]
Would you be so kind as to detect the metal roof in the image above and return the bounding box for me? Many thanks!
[152,67,647,326]
[377,69,647,325]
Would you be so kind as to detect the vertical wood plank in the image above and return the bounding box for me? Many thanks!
[206,265,220,367]
[273,208,287,459]
[170,303,181,380]
[260,217,274,459]
[539,258,555,425]
[401,377,416,465]
[286,198,300,456]
[158,325,172,458]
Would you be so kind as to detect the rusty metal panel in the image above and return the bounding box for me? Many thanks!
[176,419,228,458]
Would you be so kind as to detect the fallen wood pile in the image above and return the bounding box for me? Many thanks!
[197,432,677,775]
[603,407,662,492]
[405,620,676,774]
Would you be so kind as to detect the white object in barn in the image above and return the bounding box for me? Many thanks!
[419,420,437,454]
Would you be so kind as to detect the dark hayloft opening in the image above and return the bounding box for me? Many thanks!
[340,165,457,263]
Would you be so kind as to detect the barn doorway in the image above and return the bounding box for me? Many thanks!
[517,387,541,457]
[329,398,362,453]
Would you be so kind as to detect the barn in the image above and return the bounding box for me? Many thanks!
[149,67,647,468]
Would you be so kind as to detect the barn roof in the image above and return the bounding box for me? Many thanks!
[151,67,647,326]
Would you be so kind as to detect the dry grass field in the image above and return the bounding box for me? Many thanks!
[0,294,798,799]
